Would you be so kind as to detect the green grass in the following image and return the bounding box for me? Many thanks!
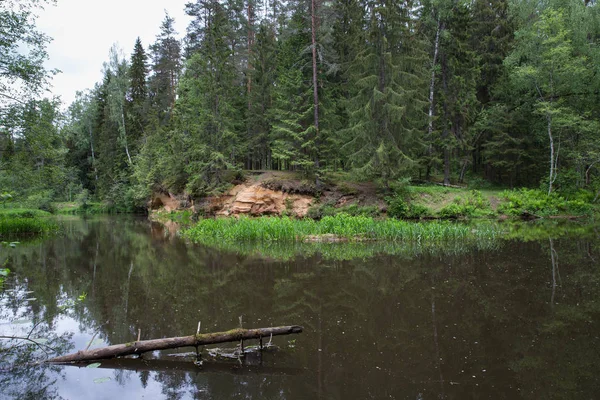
[0,208,52,218]
[181,214,502,244]
[0,207,59,238]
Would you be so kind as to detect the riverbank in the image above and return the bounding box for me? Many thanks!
[148,172,599,221]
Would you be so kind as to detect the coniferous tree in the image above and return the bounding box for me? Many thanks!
[343,0,428,183]
[177,0,245,195]
[149,13,182,125]
[128,37,148,144]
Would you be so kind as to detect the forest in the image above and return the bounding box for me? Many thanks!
[2,0,600,212]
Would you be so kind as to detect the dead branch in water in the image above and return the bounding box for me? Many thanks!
[46,325,303,363]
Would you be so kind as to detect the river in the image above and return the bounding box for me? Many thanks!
[1,216,599,399]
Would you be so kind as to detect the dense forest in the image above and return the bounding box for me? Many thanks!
[2,0,600,211]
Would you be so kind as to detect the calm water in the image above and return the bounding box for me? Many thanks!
[1,216,600,399]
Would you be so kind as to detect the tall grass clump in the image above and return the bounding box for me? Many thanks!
[0,209,59,238]
[181,214,502,244]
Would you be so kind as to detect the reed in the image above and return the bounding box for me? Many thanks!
[181,214,502,244]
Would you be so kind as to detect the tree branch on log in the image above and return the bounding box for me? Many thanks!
[0,336,57,356]
[46,325,303,363]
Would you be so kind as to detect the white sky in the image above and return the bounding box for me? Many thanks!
[37,0,193,106]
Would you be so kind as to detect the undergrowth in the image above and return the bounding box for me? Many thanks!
[498,189,594,216]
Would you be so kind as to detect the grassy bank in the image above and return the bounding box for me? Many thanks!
[0,208,60,238]
[55,202,114,215]
[384,185,598,219]
[181,214,502,244]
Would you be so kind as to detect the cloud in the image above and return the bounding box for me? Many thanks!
[37,0,191,106]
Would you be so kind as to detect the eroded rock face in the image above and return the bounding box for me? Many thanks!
[149,192,181,212]
[214,183,312,217]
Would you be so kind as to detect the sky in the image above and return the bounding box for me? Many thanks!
[36,0,193,107]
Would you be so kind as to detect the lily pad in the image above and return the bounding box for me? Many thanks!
[93,377,111,384]
[87,363,101,368]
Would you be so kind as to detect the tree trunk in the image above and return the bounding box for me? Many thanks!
[547,112,554,195]
[441,55,450,186]
[427,19,443,179]
[47,326,303,363]
[120,106,133,165]
[88,125,98,181]
[311,0,320,177]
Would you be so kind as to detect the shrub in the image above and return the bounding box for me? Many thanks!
[438,190,493,218]
[386,196,409,218]
[406,204,431,219]
[26,191,56,214]
[307,202,381,219]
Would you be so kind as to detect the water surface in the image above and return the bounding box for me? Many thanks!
[1,216,599,399]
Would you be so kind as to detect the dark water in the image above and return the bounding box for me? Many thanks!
[1,216,600,399]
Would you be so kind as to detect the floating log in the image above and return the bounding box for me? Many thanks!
[47,325,303,363]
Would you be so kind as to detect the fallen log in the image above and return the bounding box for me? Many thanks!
[47,325,303,363]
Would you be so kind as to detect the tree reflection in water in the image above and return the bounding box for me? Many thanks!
[0,216,599,399]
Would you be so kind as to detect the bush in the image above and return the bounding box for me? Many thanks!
[307,202,381,219]
[386,196,409,218]
[25,191,56,214]
[438,190,493,218]
[389,177,412,200]
[406,204,431,218]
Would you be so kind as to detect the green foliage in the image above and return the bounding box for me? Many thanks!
[0,193,13,208]
[307,202,381,219]
[498,189,594,216]
[0,208,51,218]
[0,213,59,238]
[182,214,502,244]
[152,209,194,225]
[25,191,56,213]
[438,190,494,218]
[386,196,409,218]
[0,0,56,111]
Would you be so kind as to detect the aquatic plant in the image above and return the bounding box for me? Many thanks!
[181,214,502,244]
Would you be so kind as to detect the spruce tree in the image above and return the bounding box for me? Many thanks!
[128,37,148,145]
[343,0,428,184]
[149,13,182,125]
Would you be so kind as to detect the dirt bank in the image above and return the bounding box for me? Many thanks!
[148,171,384,218]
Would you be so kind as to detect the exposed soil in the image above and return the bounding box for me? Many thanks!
[149,171,384,218]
